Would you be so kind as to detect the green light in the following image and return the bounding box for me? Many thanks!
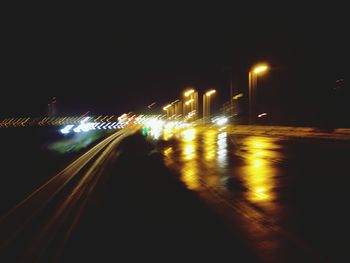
[142,127,148,136]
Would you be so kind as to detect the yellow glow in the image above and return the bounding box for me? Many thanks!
[254,141,265,148]
[217,132,227,166]
[184,144,195,159]
[253,159,263,168]
[233,93,243,100]
[182,162,200,190]
[163,128,174,140]
[163,147,173,157]
[180,128,199,189]
[206,89,216,96]
[254,150,265,157]
[184,89,195,97]
[253,64,269,74]
[240,136,281,206]
[204,129,217,161]
[185,98,194,105]
[182,128,196,141]
[163,104,172,111]
[252,187,270,201]
[162,127,200,191]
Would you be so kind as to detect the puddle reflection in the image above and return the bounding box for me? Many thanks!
[239,136,281,209]
[180,128,200,190]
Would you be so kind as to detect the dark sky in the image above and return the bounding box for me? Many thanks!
[1,3,348,124]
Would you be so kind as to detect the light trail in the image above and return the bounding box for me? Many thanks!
[0,126,139,261]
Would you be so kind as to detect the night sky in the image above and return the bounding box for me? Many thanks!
[1,3,348,125]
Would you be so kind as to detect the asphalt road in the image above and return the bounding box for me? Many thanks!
[158,127,350,262]
[0,126,262,262]
[1,125,349,262]
[0,127,137,262]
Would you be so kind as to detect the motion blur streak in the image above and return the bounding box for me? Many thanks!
[239,136,281,207]
[181,130,200,190]
[204,130,217,162]
[0,126,138,262]
[161,127,326,262]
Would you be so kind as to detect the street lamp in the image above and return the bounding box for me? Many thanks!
[171,99,181,118]
[203,89,216,124]
[163,104,172,119]
[249,63,268,124]
[183,88,198,120]
[184,89,195,97]
[253,65,268,74]
[183,98,195,120]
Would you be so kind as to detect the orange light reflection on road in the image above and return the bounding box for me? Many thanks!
[163,146,174,167]
[181,128,196,141]
[204,129,217,161]
[202,129,223,187]
[180,128,200,190]
[240,136,281,207]
[184,144,195,160]
[163,128,174,140]
[217,132,228,167]
[163,147,173,157]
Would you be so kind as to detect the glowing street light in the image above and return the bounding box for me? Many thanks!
[253,64,268,74]
[232,93,243,100]
[171,99,182,118]
[185,98,194,105]
[184,89,195,97]
[203,89,216,123]
[163,104,172,118]
[183,88,198,120]
[206,90,216,97]
[249,63,269,124]
[163,104,171,111]
[184,98,195,121]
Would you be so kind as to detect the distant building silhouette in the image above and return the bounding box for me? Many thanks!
[47,97,58,117]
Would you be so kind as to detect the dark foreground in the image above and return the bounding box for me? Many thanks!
[2,126,350,262]
[58,133,260,262]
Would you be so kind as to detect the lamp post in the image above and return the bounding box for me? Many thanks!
[171,99,180,119]
[249,63,268,124]
[184,98,194,120]
[203,89,216,124]
[163,104,172,119]
[183,88,198,120]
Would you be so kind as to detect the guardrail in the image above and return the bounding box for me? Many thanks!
[225,125,350,140]
[0,116,121,128]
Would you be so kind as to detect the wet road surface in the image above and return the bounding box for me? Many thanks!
[159,127,350,262]
[0,127,136,262]
[1,125,349,262]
